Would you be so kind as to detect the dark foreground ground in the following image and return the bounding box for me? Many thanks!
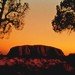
[0,57,75,75]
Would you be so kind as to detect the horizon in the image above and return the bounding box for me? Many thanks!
[0,0,75,55]
[0,44,74,56]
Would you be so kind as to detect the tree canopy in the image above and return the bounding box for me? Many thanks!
[0,0,29,38]
[52,0,75,32]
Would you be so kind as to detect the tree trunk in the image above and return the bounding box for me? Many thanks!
[0,0,7,23]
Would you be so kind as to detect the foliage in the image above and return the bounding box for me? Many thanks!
[52,0,75,32]
[0,0,29,38]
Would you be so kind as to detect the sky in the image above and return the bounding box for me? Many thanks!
[0,0,75,55]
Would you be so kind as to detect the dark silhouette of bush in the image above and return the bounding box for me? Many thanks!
[66,54,75,68]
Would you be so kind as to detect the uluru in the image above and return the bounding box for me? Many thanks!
[7,45,65,59]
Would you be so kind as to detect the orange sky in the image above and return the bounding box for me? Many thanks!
[0,0,75,55]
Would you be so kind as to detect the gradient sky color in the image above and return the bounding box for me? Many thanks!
[0,0,75,55]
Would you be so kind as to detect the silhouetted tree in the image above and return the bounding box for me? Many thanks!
[0,0,29,38]
[52,0,75,32]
